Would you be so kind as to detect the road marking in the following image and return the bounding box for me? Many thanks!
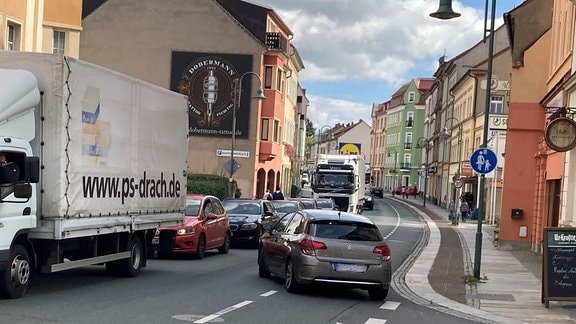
[193,300,253,323]
[379,301,401,310]
[365,319,387,324]
[382,204,402,240]
[260,290,277,297]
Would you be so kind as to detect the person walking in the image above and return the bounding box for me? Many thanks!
[272,186,284,200]
[460,201,469,223]
[448,200,456,224]
[264,188,273,200]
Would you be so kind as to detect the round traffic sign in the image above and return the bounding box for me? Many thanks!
[454,178,463,188]
[470,148,497,174]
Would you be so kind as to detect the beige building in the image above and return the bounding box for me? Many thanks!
[80,0,302,199]
[0,0,82,57]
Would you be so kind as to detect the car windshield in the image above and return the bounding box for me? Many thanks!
[310,220,382,241]
[272,202,300,213]
[365,190,372,196]
[299,200,315,209]
[222,201,261,214]
[185,199,202,216]
[316,199,333,209]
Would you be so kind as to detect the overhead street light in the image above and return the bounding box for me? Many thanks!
[316,125,333,163]
[441,116,463,225]
[416,137,433,207]
[229,72,266,198]
[431,0,496,279]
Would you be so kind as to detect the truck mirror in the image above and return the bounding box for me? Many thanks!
[25,156,40,183]
[13,183,32,199]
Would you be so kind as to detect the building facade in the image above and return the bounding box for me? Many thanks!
[80,0,305,199]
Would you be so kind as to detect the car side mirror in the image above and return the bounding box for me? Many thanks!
[206,213,217,220]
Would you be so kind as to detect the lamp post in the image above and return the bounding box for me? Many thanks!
[442,117,463,225]
[316,125,333,163]
[386,148,398,192]
[431,0,496,279]
[416,137,433,207]
[229,72,266,198]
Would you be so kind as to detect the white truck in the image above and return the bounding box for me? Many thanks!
[311,154,366,214]
[0,52,188,299]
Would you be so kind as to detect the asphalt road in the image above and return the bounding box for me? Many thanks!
[0,198,479,324]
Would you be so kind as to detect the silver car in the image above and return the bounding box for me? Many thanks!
[258,209,391,300]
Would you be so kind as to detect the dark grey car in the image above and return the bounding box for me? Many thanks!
[258,209,391,300]
[222,199,279,248]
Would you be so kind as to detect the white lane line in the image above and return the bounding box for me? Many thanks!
[379,301,401,310]
[382,204,402,240]
[260,290,277,297]
[193,300,253,323]
[365,318,387,324]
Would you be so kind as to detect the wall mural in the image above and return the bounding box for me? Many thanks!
[170,52,253,138]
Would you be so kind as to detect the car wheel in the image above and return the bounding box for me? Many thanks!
[218,232,231,254]
[0,244,31,299]
[368,288,388,300]
[285,259,299,293]
[258,248,271,278]
[193,234,206,259]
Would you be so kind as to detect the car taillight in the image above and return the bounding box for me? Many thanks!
[300,239,327,255]
[373,245,391,261]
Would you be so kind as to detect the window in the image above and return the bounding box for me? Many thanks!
[273,213,294,233]
[261,119,269,140]
[490,96,504,114]
[264,66,273,89]
[273,120,280,142]
[7,23,21,51]
[286,213,304,234]
[408,91,416,103]
[53,30,66,54]
[276,68,283,92]
[406,111,414,127]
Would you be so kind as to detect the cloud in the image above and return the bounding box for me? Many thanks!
[253,0,514,127]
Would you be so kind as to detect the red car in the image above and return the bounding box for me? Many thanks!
[153,194,231,259]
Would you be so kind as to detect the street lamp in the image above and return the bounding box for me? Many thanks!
[416,137,433,207]
[386,148,398,192]
[441,117,463,225]
[431,0,496,279]
[229,72,266,198]
[316,125,333,162]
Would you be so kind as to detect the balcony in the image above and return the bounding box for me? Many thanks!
[399,163,411,170]
[259,141,277,162]
[404,142,412,149]
[266,32,288,53]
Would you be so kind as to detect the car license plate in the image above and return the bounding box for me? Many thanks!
[332,263,367,272]
[152,238,159,245]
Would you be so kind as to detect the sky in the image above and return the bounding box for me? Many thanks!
[253,0,524,130]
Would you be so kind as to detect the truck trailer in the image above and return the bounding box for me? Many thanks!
[0,52,188,298]
[311,154,366,214]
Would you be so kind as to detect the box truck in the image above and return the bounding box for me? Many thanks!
[0,52,188,298]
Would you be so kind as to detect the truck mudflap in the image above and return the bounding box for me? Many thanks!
[0,249,9,270]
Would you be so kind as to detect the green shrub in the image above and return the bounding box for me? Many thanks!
[187,173,236,201]
[290,184,301,198]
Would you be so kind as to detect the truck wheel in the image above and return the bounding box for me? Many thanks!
[0,244,31,299]
[106,235,143,277]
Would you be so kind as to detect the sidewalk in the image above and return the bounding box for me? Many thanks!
[389,196,576,324]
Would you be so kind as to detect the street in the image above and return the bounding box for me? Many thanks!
[0,198,478,324]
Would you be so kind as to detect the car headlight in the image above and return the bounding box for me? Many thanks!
[177,227,195,235]
[240,223,258,230]
[366,197,373,202]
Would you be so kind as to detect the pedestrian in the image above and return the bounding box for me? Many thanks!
[448,200,455,222]
[402,186,407,198]
[412,186,418,199]
[460,201,469,223]
[264,188,273,200]
[272,186,284,200]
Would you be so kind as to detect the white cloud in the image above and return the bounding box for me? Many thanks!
[307,95,372,129]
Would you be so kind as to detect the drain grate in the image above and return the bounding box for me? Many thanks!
[471,293,516,301]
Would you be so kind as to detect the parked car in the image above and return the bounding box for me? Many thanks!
[315,198,337,210]
[363,189,374,210]
[222,198,280,248]
[271,200,305,215]
[258,209,391,300]
[370,187,384,198]
[153,194,231,259]
[289,197,318,209]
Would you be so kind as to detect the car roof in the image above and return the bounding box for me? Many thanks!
[187,194,217,200]
[299,209,375,224]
